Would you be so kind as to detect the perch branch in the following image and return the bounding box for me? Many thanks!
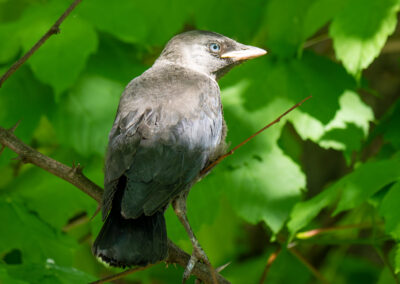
[0,126,103,202]
[201,95,312,175]
[0,0,83,87]
[0,125,230,284]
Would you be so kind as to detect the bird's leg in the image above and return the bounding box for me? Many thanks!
[172,194,211,282]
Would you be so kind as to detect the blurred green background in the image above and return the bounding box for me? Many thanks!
[1,0,400,283]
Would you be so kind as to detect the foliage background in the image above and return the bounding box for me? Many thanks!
[1,0,400,283]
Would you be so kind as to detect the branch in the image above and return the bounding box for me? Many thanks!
[0,0,83,88]
[0,125,230,284]
[201,96,312,175]
[0,126,103,202]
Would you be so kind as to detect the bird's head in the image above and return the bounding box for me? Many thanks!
[155,30,267,80]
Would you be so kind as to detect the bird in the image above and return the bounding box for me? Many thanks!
[92,30,266,281]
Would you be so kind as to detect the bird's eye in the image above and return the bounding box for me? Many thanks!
[209,43,221,53]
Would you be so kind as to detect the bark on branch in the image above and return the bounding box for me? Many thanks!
[0,126,230,284]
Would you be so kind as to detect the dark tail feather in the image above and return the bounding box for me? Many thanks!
[92,208,168,267]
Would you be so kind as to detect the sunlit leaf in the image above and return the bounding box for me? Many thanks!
[330,0,400,77]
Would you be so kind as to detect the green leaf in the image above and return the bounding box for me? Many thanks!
[193,0,266,43]
[330,0,400,77]
[223,52,355,125]
[78,0,187,45]
[319,123,364,164]
[333,158,400,214]
[377,267,398,284]
[0,198,76,265]
[379,182,400,239]
[287,185,338,237]
[0,22,20,63]
[0,66,54,141]
[288,156,400,235]
[302,0,348,40]
[289,52,356,123]
[4,261,96,284]
[17,1,98,97]
[0,265,28,284]
[224,147,304,233]
[262,0,316,57]
[215,88,305,233]
[290,90,374,157]
[326,90,374,135]
[53,75,123,156]
[0,0,35,23]
[6,167,96,230]
[85,33,147,85]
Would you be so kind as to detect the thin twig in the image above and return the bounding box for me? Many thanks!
[201,96,312,175]
[299,237,390,246]
[259,247,281,284]
[288,248,330,284]
[0,126,230,284]
[90,264,156,284]
[296,222,382,239]
[0,0,83,87]
[303,33,330,49]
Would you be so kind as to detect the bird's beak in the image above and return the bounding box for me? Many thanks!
[221,45,267,61]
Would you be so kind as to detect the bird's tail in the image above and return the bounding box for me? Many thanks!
[92,206,168,267]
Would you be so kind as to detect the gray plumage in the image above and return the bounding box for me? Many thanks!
[93,30,266,268]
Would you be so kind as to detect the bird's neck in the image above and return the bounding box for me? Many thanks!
[153,59,217,82]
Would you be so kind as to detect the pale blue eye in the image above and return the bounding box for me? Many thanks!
[209,43,221,53]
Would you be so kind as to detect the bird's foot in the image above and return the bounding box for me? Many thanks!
[182,243,211,283]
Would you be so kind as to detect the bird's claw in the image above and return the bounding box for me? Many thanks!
[182,244,211,283]
[182,254,197,283]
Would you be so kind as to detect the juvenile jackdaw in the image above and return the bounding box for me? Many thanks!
[92,30,266,280]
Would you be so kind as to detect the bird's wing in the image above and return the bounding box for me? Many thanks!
[101,69,222,220]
